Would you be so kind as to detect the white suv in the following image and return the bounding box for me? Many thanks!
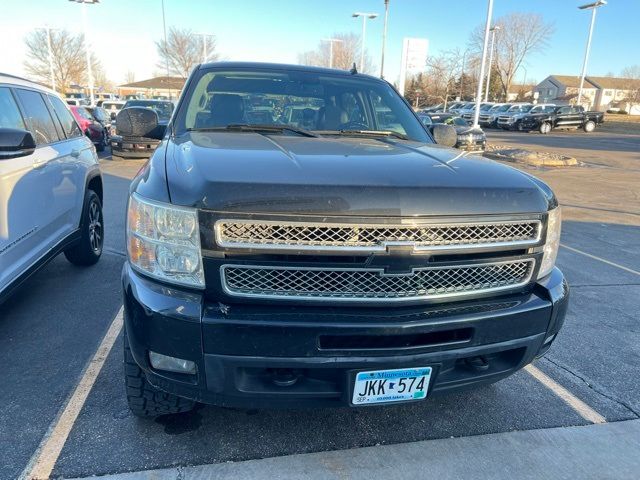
[0,73,103,303]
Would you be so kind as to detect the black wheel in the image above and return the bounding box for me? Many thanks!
[124,329,196,418]
[64,189,103,265]
[96,135,106,152]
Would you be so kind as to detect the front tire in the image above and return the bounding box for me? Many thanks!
[583,120,596,133]
[124,330,196,418]
[64,189,103,265]
[539,122,552,134]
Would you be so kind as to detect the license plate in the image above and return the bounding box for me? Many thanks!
[351,367,432,405]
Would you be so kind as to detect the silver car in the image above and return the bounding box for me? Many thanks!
[0,73,103,302]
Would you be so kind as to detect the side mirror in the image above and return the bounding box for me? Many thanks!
[0,128,36,159]
[115,107,162,139]
[431,124,457,147]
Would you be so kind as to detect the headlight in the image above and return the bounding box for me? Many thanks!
[538,206,561,279]
[127,193,204,288]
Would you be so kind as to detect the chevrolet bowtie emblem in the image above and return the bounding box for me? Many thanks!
[364,245,431,275]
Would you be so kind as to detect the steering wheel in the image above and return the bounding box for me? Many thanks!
[338,121,370,131]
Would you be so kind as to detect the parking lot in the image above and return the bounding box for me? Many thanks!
[2,130,639,479]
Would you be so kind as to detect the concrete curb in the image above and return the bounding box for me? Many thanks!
[483,151,579,167]
[70,419,640,480]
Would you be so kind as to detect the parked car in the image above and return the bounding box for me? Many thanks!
[65,92,89,106]
[102,100,126,122]
[494,103,533,129]
[95,92,118,106]
[461,102,494,122]
[120,62,567,417]
[518,105,605,134]
[497,104,556,131]
[110,99,174,158]
[418,112,486,152]
[86,106,112,143]
[70,106,107,151]
[478,103,512,128]
[0,73,103,304]
[447,101,473,114]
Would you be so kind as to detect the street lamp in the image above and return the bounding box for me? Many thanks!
[352,12,378,72]
[322,38,344,68]
[472,0,494,128]
[68,0,99,105]
[484,25,500,102]
[380,0,390,78]
[196,33,214,63]
[577,0,606,107]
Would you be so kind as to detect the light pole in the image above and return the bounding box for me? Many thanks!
[577,0,606,107]
[380,0,389,78]
[322,38,344,68]
[459,49,468,100]
[69,0,99,105]
[352,12,378,72]
[196,33,214,63]
[472,0,494,128]
[161,0,169,76]
[484,25,500,102]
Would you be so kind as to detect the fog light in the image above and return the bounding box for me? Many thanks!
[149,351,196,374]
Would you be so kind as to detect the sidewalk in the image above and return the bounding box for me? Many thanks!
[72,419,640,480]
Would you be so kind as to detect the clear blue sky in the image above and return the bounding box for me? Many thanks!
[0,0,637,87]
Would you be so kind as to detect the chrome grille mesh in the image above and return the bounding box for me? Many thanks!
[216,220,540,251]
[221,259,534,302]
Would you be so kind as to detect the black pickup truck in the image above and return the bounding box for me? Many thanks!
[518,105,604,134]
[121,62,568,417]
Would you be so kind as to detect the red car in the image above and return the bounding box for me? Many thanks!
[70,106,107,151]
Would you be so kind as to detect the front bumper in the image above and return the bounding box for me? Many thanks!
[122,264,569,409]
[110,135,160,158]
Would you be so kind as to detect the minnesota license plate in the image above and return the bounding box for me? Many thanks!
[351,367,432,406]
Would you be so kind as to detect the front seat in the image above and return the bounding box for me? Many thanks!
[206,94,246,127]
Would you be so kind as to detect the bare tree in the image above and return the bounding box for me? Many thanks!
[23,29,101,92]
[620,65,640,105]
[469,13,554,99]
[124,70,136,84]
[406,49,464,107]
[156,27,218,79]
[298,33,375,74]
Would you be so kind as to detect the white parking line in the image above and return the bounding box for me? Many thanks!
[561,243,640,276]
[525,364,606,424]
[21,307,124,480]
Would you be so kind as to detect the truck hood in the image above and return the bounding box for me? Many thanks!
[164,131,551,216]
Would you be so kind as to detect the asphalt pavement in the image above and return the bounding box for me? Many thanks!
[1,131,639,479]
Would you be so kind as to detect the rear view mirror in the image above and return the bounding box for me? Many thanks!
[0,128,36,159]
[431,124,457,147]
[115,107,162,139]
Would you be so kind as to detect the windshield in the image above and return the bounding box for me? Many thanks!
[175,68,431,142]
[89,108,106,121]
[496,104,512,112]
[75,107,93,120]
[124,100,174,120]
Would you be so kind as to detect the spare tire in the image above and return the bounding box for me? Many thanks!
[115,107,162,139]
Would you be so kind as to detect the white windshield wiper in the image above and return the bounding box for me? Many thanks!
[316,129,409,140]
[187,124,318,137]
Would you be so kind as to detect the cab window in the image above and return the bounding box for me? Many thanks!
[0,87,25,130]
[15,88,61,145]
[48,94,83,138]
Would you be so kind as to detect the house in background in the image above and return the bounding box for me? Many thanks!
[117,76,185,100]
[534,75,640,114]
[506,83,536,102]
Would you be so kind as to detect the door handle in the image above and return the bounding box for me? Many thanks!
[71,149,81,158]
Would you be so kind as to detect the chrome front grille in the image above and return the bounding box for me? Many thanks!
[221,259,534,302]
[215,220,541,252]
